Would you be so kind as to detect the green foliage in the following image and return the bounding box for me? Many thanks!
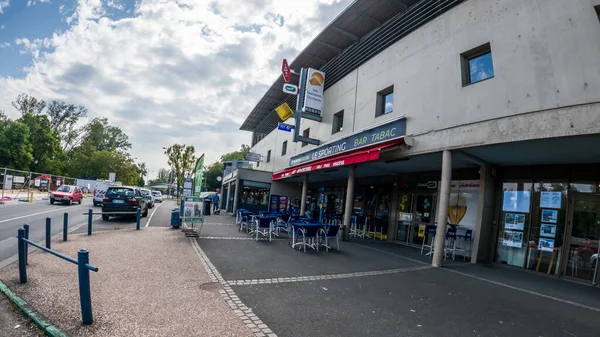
[220,144,250,161]
[18,113,62,173]
[0,119,34,170]
[203,162,224,191]
[164,144,197,197]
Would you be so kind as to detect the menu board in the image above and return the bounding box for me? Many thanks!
[540,191,561,209]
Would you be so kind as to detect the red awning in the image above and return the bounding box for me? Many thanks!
[272,140,401,180]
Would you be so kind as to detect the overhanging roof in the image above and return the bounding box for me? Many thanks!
[240,0,466,137]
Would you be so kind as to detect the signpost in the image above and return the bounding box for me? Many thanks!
[282,59,291,83]
[277,123,294,132]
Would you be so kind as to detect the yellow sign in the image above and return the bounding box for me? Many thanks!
[418,225,425,238]
[275,103,294,121]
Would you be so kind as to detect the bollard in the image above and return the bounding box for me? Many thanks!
[63,212,69,242]
[136,208,141,230]
[45,217,51,249]
[17,228,27,283]
[23,224,29,264]
[88,209,93,236]
[77,249,94,325]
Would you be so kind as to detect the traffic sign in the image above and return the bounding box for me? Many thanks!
[282,59,291,82]
[277,124,294,132]
[282,83,298,95]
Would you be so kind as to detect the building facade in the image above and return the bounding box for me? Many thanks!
[233,0,600,286]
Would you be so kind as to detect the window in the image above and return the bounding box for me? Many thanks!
[332,110,344,134]
[282,141,287,156]
[596,6,600,23]
[376,86,394,117]
[267,150,271,163]
[302,128,310,147]
[461,42,494,86]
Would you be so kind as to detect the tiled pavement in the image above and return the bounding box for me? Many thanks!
[195,213,600,337]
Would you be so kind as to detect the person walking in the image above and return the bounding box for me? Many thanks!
[212,193,220,213]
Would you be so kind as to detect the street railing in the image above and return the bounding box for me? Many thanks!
[83,208,142,234]
[1,167,78,204]
[17,227,99,325]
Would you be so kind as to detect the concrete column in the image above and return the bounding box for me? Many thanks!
[232,179,240,214]
[225,182,231,212]
[472,164,497,263]
[432,150,452,268]
[343,166,356,241]
[299,175,308,216]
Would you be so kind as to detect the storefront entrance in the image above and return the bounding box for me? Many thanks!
[563,194,600,286]
[396,192,437,247]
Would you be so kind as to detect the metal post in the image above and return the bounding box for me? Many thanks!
[63,213,69,241]
[300,175,309,216]
[432,150,453,268]
[77,249,93,325]
[343,166,356,241]
[1,167,6,202]
[27,172,32,203]
[592,241,600,286]
[18,228,27,283]
[45,217,51,249]
[136,208,141,230]
[23,224,29,264]
[87,209,93,235]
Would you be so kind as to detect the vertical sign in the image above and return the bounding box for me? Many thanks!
[302,68,325,116]
[282,59,291,83]
[108,172,116,182]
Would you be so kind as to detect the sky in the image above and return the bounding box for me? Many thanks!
[0,0,352,179]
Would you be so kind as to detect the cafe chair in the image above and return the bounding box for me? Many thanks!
[276,214,291,234]
[444,226,462,261]
[255,217,273,242]
[373,218,384,241]
[456,229,473,261]
[296,225,320,253]
[421,224,437,256]
[349,216,362,239]
[318,225,341,252]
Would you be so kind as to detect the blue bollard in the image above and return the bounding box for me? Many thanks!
[45,217,51,249]
[136,208,141,230]
[88,209,93,236]
[77,249,93,325]
[17,228,26,284]
[63,213,69,242]
[23,224,29,264]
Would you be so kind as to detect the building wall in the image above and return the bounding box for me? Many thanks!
[250,0,600,173]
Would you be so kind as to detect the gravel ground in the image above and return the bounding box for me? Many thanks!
[0,294,44,337]
[0,227,253,337]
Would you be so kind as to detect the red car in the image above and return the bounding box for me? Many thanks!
[49,185,83,205]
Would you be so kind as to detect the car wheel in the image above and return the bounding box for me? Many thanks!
[50,199,54,205]
[102,214,109,221]
[68,199,73,206]
[78,198,82,204]
[142,207,149,217]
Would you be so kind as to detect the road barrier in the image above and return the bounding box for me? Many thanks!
[17,227,99,325]
[84,208,142,234]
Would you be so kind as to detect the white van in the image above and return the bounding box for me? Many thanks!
[93,180,122,206]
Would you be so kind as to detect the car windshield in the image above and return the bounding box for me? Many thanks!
[56,185,73,192]
[152,191,161,196]
[106,188,134,199]
[141,190,150,196]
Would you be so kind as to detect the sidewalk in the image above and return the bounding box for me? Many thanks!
[0,202,252,336]
[0,294,43,336]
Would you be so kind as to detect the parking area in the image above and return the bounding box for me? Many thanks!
[198,214,600,337]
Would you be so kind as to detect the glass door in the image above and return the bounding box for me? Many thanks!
[563,195,600,285]
[411,194,436,247]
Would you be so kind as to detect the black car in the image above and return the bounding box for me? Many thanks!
[101,186,148,221]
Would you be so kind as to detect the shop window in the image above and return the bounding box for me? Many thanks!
[332,110,344,134]
[461,43,494,86]
[281,141,287,156]
[495,182,532,268]
[267,150,271,163]
[376,86,394,117]
[301,128,310,147]
[570,182,597,193]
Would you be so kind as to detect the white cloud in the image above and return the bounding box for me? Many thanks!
[0,0,352,178]
[106,0,124,10]
[0,25,5,30]
[0,42,9,48]
[27,0,51,6]
[0,0,9,14]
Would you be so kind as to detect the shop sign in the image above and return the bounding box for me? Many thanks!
[301,68,325,116]
[245,152,262,162]
[281,59,291,82]
[290,118,406,166]
[275,102,294,121]
[13,176,25,184]
[282,83,298,95]
[274,150,381,180]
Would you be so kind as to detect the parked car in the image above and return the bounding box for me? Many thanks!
[93,180,121,207]
[101,186,148,221]
[140,188,155,208]
[49,185,83,205]
[152,190,163,203]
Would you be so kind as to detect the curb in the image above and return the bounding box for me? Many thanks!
[0,280,69,337]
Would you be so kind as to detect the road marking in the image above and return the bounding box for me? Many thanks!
[145,201,165,227]
[226,265,433,286]
[198,236,286,240]
[0,204,88,224]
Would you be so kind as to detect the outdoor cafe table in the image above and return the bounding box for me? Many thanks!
[290,221,334,251]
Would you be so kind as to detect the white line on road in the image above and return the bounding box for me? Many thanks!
[145,201,166,227]
[0,204,88,224]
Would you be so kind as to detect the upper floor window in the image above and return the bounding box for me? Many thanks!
[332,110,344,134]
[282,141,287,156]
[302,128,310,147]
[376,86,394,117]
[461,43,494,86]
[267,150,271,163]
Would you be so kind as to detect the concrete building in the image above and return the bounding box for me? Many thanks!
[232,0,600,286]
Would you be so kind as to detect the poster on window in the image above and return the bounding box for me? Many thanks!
[504,213,526,230]
[279,196,288,214]
[540,209,558,223]
[502,191,531,213]
[539,238,555,252]
[270,195,281,212]
[438,180,480,231]
[539,191,562,209]
[540,224,557,238]
[502,230,523,248]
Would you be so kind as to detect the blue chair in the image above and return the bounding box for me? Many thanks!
[255,217,273,241]
[445,226,458,260]
[456,229,473,260]
[295,225,320,252]
[421,225,437,256]
[239,211,254,232]
[276,214,291,234]
[319,225,341,252]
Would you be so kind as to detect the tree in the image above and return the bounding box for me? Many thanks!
[137,162,148,187]
[18,113,63,173]
[82,117,132,152]
[12,93,46,115]
[0,120,34,170]
[165,144,196,198]
[45,100,88,151]
[203,162,224,191]
[156,168,170,183]
[220,144,251,161]
[0,110,7,121]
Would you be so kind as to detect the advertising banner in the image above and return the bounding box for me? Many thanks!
[270,195,281,212]
[183,196,203,222]
[4,175,12,190]
[194,154,204,196]
[302,68,325,116]
[13,176,25,184]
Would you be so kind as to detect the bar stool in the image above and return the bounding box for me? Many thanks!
[456,229,473,261]
[445,226,460,260]
[421,224,437,256]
